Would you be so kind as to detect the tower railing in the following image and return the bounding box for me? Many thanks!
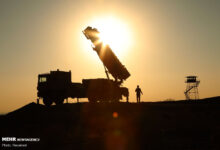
[184,76,200,100]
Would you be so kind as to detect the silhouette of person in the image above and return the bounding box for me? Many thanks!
[135,85,143,103]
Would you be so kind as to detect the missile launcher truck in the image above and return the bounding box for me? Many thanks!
[37,26,130,106]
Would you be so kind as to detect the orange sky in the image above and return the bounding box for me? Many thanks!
[0,0,220,113]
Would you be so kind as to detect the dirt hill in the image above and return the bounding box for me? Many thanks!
[1,97,220,150]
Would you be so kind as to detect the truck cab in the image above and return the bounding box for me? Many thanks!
[37,70,72,106]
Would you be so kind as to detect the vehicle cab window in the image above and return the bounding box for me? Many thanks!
[39,77,47,83]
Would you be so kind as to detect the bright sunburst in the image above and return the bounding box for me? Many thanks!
[88,17,132,56]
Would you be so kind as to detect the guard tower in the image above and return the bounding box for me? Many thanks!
[184,76,200,100]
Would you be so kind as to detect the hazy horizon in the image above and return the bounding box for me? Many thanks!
[1,0,220,113]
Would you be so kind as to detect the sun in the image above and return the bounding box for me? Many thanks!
[88,17,132,56]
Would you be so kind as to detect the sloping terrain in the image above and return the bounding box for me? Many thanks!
[1,97,220,150]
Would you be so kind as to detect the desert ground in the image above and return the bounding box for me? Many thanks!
[1,97,220,150]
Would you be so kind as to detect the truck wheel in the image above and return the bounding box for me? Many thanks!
[88,96,97,103]
[54,98,64,105]
[112,99,119,103]
[43,98,53,106]
[126,96,129,102]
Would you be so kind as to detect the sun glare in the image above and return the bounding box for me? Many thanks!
[88,17,132,56]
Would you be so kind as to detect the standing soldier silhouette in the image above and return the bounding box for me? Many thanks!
[135,85,143,103]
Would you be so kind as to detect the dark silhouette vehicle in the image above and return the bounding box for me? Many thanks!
[37,70,85,106]
[37,70,129,106]
[37,26,130,106]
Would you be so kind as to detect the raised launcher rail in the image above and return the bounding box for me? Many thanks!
[83,26,130,83]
